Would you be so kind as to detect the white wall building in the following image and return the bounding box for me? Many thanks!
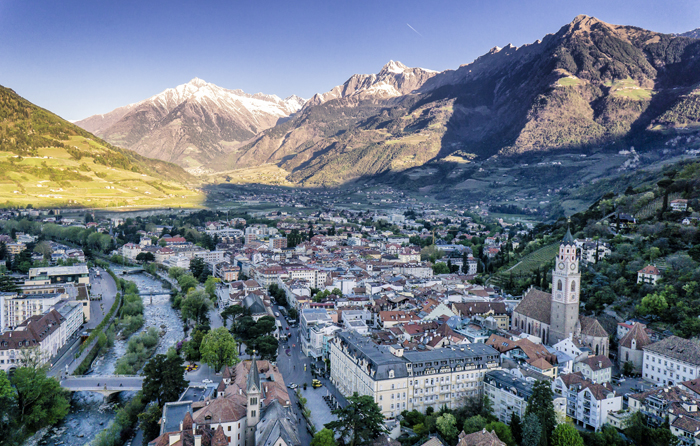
[643,336,700,386]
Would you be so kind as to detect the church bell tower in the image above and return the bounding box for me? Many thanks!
[549,229,580,345]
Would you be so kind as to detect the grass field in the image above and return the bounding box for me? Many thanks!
[507,242,560,275]
[558,77,583,87]
[605,77,653,100]
[204,164,294,187]
[0,145,203,208]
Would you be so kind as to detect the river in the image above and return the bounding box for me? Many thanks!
[38,266,184,446]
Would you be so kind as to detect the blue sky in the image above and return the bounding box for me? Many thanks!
[1,0,699,121]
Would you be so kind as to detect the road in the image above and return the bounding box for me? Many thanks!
[60,375,144,392]
[87,267,117,329]
[48,267,118,378]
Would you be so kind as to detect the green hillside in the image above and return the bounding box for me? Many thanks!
[0,85,203,208]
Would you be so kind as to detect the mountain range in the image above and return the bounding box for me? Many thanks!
[76,78,305,172]
[76,15,700,191]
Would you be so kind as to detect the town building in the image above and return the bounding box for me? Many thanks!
[330,331,500,419]
[483,370,533,424]
[0,309,69,372]
[27,265,90,286]
[152,357,298,446]
[618,322,651,374]
[573,355,613,384]
[637,265,662,285]
[552,372,622,431]
[643,336,700,386]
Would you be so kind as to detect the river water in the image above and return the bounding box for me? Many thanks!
[39,267,184,446]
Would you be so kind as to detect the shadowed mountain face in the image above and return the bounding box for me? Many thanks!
[76,78,305,172]
[81,16,700,189]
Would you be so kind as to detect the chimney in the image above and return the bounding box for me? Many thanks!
[598,361,602,369]
[194,435,202,446]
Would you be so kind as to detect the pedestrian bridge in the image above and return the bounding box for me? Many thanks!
[61,375,144,396]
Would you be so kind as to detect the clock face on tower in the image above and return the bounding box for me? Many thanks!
[558,262,565,270]
[570,263,576,270]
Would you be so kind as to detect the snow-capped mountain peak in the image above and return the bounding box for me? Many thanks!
[304,60,439,108]
[380,60,409,75]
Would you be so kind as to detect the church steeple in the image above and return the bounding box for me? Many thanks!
[246,354,262,445]
[549,228,581,345]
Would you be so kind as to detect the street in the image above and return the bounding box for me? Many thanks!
[48,266,118,378]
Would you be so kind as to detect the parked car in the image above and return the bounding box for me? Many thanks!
[202,379,213,384]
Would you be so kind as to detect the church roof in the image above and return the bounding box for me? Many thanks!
[562,228,575,245]
[578,316,609,338]
[513,288,551,325]
[247,355,261,393]
[255,400,301,446]
[619,322,651,350]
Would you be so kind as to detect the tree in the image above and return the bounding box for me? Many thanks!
[436,413,458,444]
[136,252,155,263]
[11,365,70,434]
[200,327,239,373]
[189,256,207,279]
[222,305,246,329]
[33,241,52,260]
[521,414,542,446]
[622,361,634,376]
[0,370,16,443]
[638,291,669,317]
[204,276,221,301]
[183,327,208,361]
[432,262,450,275]
[509,413,522,446]
[325,392,387,446]
[142,354,188,405]
[525,380,556,446]
[249,335,279,361]
[311,428,337,446]
[550,423,583,446]
[463,415,487,434]
[288,308,298,321]
[138,403,163,446]
[484,421,516,446]
[181,290,212,326]
[177,274,199,294]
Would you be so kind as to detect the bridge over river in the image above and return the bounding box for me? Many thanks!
[61,375,144,396]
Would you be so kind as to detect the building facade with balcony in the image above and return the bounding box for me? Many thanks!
[552,372,621,431]
[483,370,534,424]
[330,331,500,419]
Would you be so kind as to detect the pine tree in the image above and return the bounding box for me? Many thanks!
[525,381,557,446]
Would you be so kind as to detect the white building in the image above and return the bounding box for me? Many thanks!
[0,309,67,372]
[643,336,700,386]
[484,370,534,424]
[552,373,622,431]
[194,250,227,265]
[300,308,333,359]
[0,292,64,331]
[330,331,500,419]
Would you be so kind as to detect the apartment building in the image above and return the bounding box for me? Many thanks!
[0,292,64,331]
[484,370,534,424]
[300,308,333,359]
[194,250,227,265]
[0,309,67,372]
[552,372,622,431]
[330,331,500,419]
[643,336,700,386]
